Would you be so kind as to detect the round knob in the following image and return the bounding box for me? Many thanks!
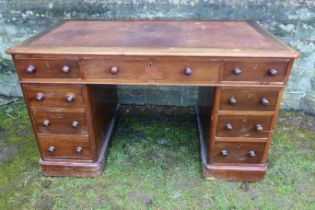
[26,65,36,74]
[72,120,79,128]
[225,123,233,131]
[233,67,242,75]
[268,68,278,76]
[248,150,256,157]
[65,94,74,103]
[260,98,269,106]
[110,66,119,74]
[221,149,228,157]
[35,93,45,102]
[229,96,237,105]
[48,146,56,153]
[255,124,263,132]
[75,146,83,154]
[184,67,192,76]
[42,119,50,127]
[61,65,71,73]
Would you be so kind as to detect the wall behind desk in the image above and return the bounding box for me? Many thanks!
[0,0,314,113]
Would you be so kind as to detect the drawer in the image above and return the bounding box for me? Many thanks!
[83,59,221,84]
[219,88,279,111]
[223,61,288,82]
[213,142,265,164]
[32,110,88,135]
[38,135,91,160]
[216,115,272,138]
[24,84,85,109]
[15,58,80,79]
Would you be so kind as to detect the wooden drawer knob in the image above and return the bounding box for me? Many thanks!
[260,97,269,106]
[62,65,71,73]
[248,150,256,157]
[229,96,237,105]
[268,68,278,76]
[42,119,50,127]
[225,123,233,131]
[75,146,83,154]
[233,67,242,75]
[48,146,56,153]
[184,67,192,75]
[35,92,45,102]
[26,64,36,74]
[255,124,263,132]
[110,66,119,74]
[71,120,79,128]
[221,149,228,157]
[65,94,75,103]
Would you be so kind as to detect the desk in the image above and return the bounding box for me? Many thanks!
[6,20,298,181]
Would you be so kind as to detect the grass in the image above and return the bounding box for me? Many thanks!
[0,101,314,210]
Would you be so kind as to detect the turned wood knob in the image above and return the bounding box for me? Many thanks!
[72,120,79,128]
[225,123,233,131]
[75,146,83,154]
[65,94,74,103]
[184,67,192,75]
[248,150,256,157]
[260,97,269,106]
[42,119,50,127]
[48,146,56,153]
[233,67,242,75]
[62,65,71,73]
[35,92,45,102]
[229,96,237,105]
[221,149,228,157]
[110,66,119,74]
[26,64,36,74]
[255,124,263,132]
[268,68,278,76]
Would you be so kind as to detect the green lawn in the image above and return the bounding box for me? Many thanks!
[0,101,314,210]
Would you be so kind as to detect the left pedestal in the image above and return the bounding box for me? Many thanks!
[21,84,118,177]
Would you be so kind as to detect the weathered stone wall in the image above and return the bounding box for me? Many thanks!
[0,0,314,112]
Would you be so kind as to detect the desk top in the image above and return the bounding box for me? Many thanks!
[6,20,298,58]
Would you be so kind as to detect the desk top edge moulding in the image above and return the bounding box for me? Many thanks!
[6,20,299,181]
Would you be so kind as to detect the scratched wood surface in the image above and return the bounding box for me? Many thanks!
[6,20,298,58]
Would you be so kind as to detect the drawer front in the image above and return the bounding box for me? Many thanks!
[38,135,91,160]
[32,110,88,135]
[219,88,279,111]
[213,142,265,164]
[153,60,220,83]
[216,115,272,138]
[223,61,288,82]
[24,84,84,109]
[83,59,220,84]
[15,58,80,79]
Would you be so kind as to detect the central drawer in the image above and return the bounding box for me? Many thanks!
[32,110,88,135]
[82,59,221,84]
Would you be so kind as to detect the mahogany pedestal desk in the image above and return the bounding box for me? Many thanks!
[6,20,298,181]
